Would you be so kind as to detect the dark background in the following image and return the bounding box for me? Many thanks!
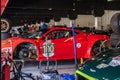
[1,0,120,26]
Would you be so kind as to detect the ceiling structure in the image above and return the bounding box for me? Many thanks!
[1,0,120,26]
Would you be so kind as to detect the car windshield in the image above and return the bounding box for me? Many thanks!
[94,48,120,61]
[23,29,50,38]
[37,29,50,36]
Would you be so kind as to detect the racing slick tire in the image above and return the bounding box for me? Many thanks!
[92,40,110,56]
[18,48,30,60]
[15,43,38,60]
[1,19,11,33]
[110,13,120,34]
[110,33,120,47]
[18,47,37,60]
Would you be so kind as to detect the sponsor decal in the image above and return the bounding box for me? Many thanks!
[90,68,96,72]
[2,47,12,53]
[96,63,109,69]
[42,40,54,57]
[109,55,120,67]
[77,43,81,48]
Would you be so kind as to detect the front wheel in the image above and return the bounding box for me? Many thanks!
[18,48,37,60]
[18,48,30,60]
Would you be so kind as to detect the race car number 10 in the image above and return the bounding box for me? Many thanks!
[42,43,54,57]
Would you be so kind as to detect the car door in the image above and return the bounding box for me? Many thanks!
[50,30,74,60]
[38,29,75,60]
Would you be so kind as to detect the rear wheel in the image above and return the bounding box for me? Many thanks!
[92,40,110,56]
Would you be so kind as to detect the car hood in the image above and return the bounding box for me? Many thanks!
[77,55,120,80]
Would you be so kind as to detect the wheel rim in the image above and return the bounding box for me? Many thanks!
[19,48,29,60]
[18,48,37,60]
[92,44,100,56]
[1,19,10,32]
[92,40,110,56]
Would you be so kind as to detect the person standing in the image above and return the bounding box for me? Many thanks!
[29,24,35,33]
[39,21,47,30]
[23,23,29,33]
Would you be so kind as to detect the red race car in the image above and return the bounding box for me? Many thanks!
[1,27,110,61]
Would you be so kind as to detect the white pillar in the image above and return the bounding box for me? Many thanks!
[70,20,75,27]
[94,17,102,30]
[70,20,72,27]
[95,17,98,29]
[54,22,59,25]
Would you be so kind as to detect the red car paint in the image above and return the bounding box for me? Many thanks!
[1,0,9,15]
[1,27,110,61]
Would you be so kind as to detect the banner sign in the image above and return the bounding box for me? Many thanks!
[42,40,54,58]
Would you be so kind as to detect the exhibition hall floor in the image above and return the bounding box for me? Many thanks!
[21,59,76,78]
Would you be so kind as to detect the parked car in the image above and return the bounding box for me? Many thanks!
[1,27,110,61]
[76,47,120,80]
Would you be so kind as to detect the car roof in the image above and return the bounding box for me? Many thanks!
[47,26,82,33]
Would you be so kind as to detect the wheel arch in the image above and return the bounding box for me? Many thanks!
[87,34,110,51]
[88,39,110,57]
[13,42,39,60]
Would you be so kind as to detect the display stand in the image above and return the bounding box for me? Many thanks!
[38,37,60,80]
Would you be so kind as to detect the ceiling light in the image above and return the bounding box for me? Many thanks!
[107,0,113,2]
[72,9,76,11]
[48,8,52,10]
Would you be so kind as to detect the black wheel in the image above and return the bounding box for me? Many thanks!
[18,48,37,60]
[110,33,120,47]
[92,40,110,56]
[14,43,38,60]
[1,19,11,33]
[18,48,30,60]
[110,13,120,34]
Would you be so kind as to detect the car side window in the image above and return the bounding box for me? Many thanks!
[57,30,73,38]
[64,30,73,38]
[57,30,64,38]
[45,30,79,40]
[46,31,57,39]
